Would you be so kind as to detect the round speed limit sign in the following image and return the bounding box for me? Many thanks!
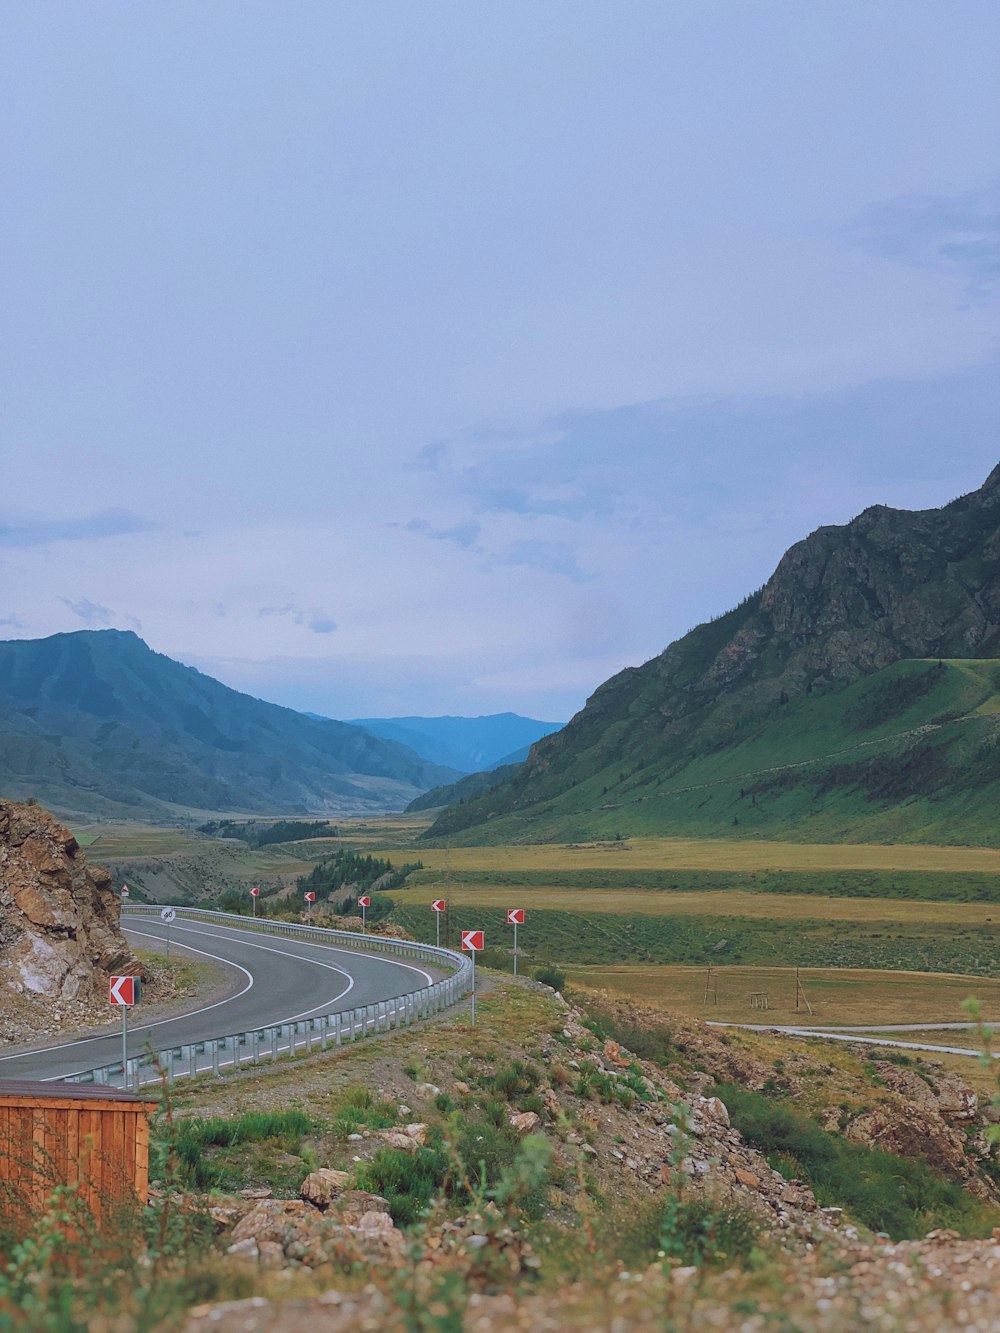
[160,907,177,924]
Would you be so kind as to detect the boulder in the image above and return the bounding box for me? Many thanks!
[300,1169,351,1207]
[0,800,138,1001]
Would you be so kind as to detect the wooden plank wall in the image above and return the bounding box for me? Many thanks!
[0,1096,157,1224]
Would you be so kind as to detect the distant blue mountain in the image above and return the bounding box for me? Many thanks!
[0,630,459,819]
[347,713,563,774]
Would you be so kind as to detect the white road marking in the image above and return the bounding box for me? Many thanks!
[0,933,255,1064]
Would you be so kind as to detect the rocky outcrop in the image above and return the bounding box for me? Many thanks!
[0,800,137,1001]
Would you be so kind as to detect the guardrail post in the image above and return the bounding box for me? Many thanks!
[335,1013,342,1046]
[271,1028,279,1061]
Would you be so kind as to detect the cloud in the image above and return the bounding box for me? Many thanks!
[407,440,451,472]
[406,518,481,548]
[0,508,156,548]
[0,614,27,629]
[844,181,1000,302]
[60,597,114,625]
[257,603,336,633]
[495,539,593,583]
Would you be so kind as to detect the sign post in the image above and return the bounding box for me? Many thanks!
[358,895,371,933]
[160,905,176,957]
[461,929,484,1025]
[249,886,259,917]
[305,890,316,922]
[109,975,140,1085]
[120,884,129,904]
[431,898,446,948]
[507,909,525,976]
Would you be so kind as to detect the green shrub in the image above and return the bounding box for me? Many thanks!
[534,965,566,991]
[331,1085,397,1137]
[661,1195,762,1268]
[490,1059,540,1101]
[715,1083,992,1239]
[169,1110,312,1187]
[356,1145,449,1226]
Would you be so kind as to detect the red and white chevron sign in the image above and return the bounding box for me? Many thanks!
[507,908,525,925]
[109,975,139,1006]
[461,929,484,951]
[358,895,371,908]
[431,899,446,913]
[304,891,316,903]
[249,887,260,897]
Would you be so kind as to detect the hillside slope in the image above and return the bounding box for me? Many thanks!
[0,630,458,819]
[427,466,1000,845]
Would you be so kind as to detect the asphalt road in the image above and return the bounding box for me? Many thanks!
[0,917,439,1082]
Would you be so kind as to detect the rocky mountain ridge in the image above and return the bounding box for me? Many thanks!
[427,465,1000,842]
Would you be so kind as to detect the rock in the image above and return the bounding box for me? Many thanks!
[415,1083,441,1097]
[226,1237,260,1260]
[257,1240,285,1268]
[240,1187,273,1200]
[733,1167,761,1190]
[405,1122,429,1144]
[377,1130,421,1152]
[300,1168,351,1207]
[0,800,138,1002]
[603,1039,630,1068]
[230,1200,313,1247]
[697,1096,730,1127]
[509,1111,541,1135]
[335,1191,392,1225]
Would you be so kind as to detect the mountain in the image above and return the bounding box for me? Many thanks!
[0,631,459,820]
[426,465,1000,845]
[347,713,563,773]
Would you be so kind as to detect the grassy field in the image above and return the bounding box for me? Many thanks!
[390,882,1000,925]
[383,835,1000,874]
[563,963,1000,1028]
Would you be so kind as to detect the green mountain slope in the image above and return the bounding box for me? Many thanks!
[426,465,1000,846]
[0,630,459,820]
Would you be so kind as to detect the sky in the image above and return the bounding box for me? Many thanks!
[2,2,998,723]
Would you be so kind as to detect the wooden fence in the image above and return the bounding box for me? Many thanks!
[0,1080,158,1223]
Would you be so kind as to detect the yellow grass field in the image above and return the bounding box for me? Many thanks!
[385,836,1000,874]
[388,881,1000,926]
[566,963,1000,1028]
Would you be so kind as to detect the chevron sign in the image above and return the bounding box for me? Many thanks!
[507,909,525,925]
[431,899,446,912]
[461,930,484,951]
[109,975,139,1006]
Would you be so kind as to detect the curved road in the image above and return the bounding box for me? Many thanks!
[0,917,440,1082]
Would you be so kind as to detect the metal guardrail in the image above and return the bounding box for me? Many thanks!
[63,906,471,1091]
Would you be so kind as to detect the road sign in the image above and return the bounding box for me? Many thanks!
[461,930,484,1025]
[249,887,260,896]
[160,907,176,923]
[109,975,139,1006]
[109,975,140,1084]
[507,909,525,925]
[304,891,316,902]
[358,895,371,908]
[121,885,129,897]
[431,898,446,947]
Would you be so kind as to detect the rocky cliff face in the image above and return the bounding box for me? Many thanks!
[0,800,137,1002]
